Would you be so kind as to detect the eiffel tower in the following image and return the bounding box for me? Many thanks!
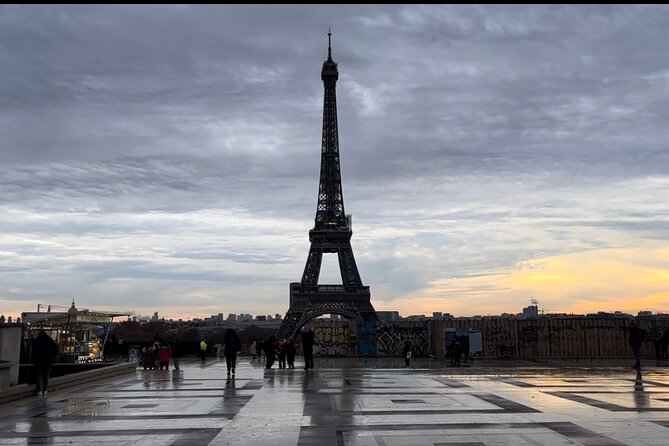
[276,32,378,340]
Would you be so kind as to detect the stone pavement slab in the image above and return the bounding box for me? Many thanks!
[0,357,667,445]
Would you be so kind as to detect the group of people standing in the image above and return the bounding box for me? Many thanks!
[252,328,315,370]
[445,335,473,367]
[141,337,182,370]
[628,323,669,369]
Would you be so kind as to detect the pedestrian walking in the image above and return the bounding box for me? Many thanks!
[200,339,207,362]
[628,322,646,369]
[402,340,412,367]
[263,336,276,369]
[286,339,297,369]
[32,330,58,397]
[223,328,242,378]
[302,328,315,370]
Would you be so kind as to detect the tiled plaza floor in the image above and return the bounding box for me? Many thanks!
[0,357,668,445]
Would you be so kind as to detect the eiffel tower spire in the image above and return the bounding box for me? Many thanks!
[276,32,378,344]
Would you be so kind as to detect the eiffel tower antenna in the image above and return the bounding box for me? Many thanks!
[328,28,332,60]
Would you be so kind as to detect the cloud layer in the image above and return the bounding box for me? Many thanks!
[1,5,668,319]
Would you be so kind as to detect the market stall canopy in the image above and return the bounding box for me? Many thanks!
[21,301,131,325]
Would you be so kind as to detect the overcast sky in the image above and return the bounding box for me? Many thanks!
[1,4,668,320]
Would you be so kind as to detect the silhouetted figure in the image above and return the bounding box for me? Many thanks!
[200,339,207,362]
[32,330,58,396]
[170,339,182,370]
[141,347,153,370]
[653,329,663,360]
[223,328,241,378]
[662,328,669,360]
[447,339,462,366]
[461,334,473,363]
[277,339,287,369]
[263,336,276,369]
[302,328,315,370]
[257,339,264,360]
[158,341,172,370]
[251,341,257,360]
[402,341,412,367]
[286,339,297,369]
[628,322,645,369]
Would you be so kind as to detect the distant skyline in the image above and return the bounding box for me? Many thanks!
[1,5,668,321]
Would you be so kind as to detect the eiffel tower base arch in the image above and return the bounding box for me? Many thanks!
[276,283,378,347]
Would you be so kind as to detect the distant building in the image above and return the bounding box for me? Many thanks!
[275,314,282,321]
[522,304,539,318]
[377,311,401,321]
[256,315,266,321]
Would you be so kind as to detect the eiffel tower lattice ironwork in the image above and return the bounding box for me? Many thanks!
[276,32,378,340]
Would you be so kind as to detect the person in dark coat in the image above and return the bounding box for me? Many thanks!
[141,346,155,370]
[301,328,315,370]
[170,339,182,371]
[662,327,669,360]
[628,322,645,369]
[263,336,276,369]
[461,334,472,363]
[447,339,462,367]
[277,339,287,369]
[286,339,297,369]
[32,330,58,396]
[653,329,663,360]
[402,341,412,367]
[256,339,263,360]
[223,328,241,378]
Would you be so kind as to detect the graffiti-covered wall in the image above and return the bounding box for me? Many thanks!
[308,316,668,359]
[430,317,668,359]
[376,322,429,357]
[312,322,352,356]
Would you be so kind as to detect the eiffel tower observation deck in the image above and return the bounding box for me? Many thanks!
[275,32,378,341]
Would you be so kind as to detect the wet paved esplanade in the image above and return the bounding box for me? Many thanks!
[1,358,668,445]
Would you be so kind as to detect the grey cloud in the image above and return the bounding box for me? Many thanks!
[1,5,668,317]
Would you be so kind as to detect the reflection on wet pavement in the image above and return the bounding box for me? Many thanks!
[0,357,668,445]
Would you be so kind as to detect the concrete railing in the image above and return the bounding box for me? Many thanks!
[0,362,137,405]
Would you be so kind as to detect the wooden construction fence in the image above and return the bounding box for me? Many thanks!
[309,317,668,359]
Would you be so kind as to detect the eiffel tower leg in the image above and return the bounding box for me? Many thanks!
[337,244,362,286]
[301,246,324,287]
